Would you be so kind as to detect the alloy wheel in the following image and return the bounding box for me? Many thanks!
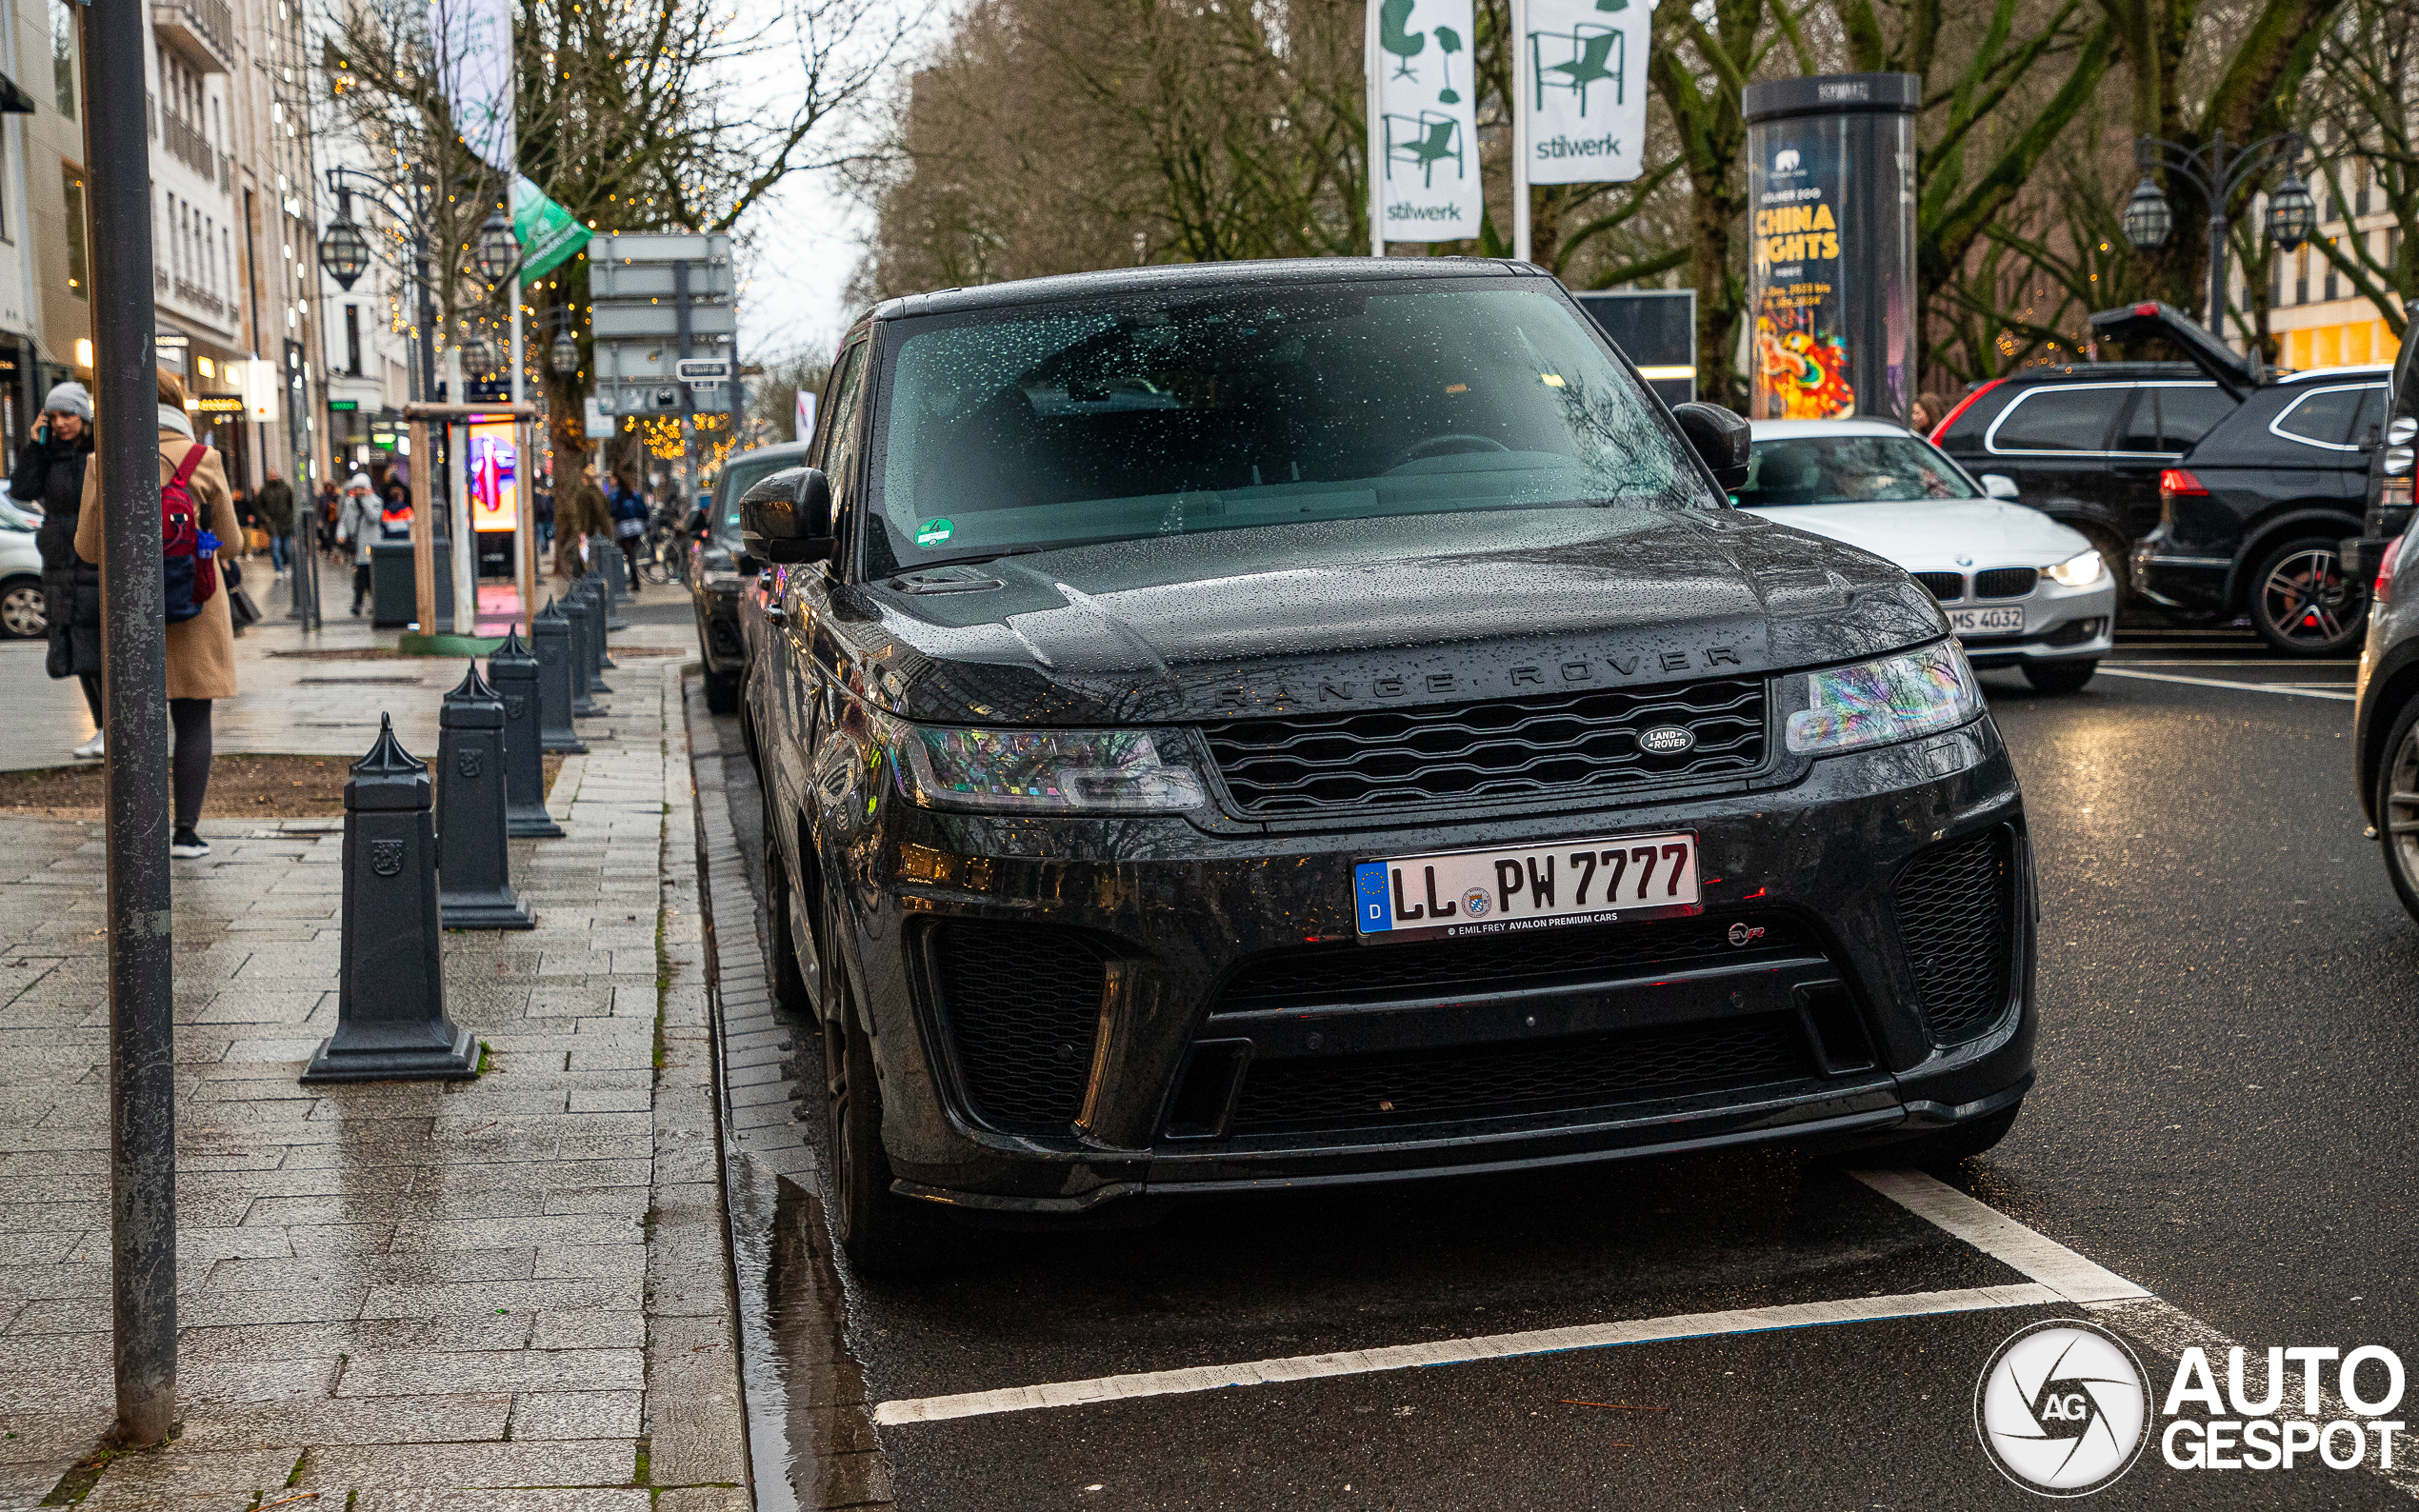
[2256,546,2364,652]
[2389,723,2419,904]
[0,583,45,638]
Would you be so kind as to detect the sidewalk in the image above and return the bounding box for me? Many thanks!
[0,574,750,1509]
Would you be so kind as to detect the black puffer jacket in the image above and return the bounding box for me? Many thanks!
[11,429,98,677]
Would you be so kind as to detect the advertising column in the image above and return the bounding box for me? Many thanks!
[1740,73,1918,422]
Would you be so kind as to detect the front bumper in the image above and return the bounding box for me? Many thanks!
[1929,574,2116,670]
[691,580,746,673]
[830,716,2038,1213]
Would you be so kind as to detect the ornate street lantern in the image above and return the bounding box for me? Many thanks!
[2121,178,2172,251]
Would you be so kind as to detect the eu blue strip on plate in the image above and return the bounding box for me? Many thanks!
[1352,863,1391,934]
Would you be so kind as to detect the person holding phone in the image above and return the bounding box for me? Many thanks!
[10,382,101,757]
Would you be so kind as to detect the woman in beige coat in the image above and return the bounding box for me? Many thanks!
[75,368,242,860]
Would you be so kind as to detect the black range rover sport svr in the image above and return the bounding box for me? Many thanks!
[738,258,2038,1270]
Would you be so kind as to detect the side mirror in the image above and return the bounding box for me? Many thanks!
[739,468,837,566]
[1980,473,2022,500]
[1671,402,1751,491]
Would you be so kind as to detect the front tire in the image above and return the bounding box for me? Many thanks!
[2021,658,2097,694]
[760,806,812,1018]
[2376,697,2419,925]
[2249,535,2368,656]
[0,576,45,639]
[820,917,954,1275]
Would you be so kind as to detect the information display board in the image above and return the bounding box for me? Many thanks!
[1741,73,1919,423]
[468,421,518,534]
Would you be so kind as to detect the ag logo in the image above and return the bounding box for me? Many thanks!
[1639,725,1696,756]
[369,839,406,878]
[1976,1319,2151,1497]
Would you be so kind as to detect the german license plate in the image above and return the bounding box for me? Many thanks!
[1949,606,2025,635]
[1353,831,1701,944]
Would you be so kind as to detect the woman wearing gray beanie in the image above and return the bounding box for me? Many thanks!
[10,380,101,757]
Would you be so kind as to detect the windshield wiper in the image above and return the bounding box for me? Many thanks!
[894,545,1048,574]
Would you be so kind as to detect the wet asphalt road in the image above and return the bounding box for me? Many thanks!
[710,628,2419,1510]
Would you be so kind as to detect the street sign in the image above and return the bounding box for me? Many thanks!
[583,396,615,438]
[590,258,735,300]
[675,357,732,382]
[592,304,738,339]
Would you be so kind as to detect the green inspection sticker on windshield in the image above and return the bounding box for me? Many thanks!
[915,517,954,547]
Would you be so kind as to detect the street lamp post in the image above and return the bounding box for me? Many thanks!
[2121,129,2316,334]
[318,172,440,409]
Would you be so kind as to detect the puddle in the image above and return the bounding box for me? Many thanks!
[727,1155,890,1510]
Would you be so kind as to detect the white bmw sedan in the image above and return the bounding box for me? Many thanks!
[1740,418,2117,693]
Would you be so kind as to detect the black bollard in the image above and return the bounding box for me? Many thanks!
[435,663,536,929]
[487,627,565,838]
[302,714,479,1084]
[532,598,588,755]
[581,574,616,682]
[602,537,630,631]
[563,588,606,718]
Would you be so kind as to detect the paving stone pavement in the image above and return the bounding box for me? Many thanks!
[0,641,751,1508]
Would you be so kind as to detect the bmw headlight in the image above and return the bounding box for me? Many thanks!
[2044,548,2106,587]
[1785,641,1982,756]
[894,723,1208,813]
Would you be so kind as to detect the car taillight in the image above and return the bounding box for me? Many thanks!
[1929,377,2006,445]
[2380,536,2404,605]
[2159,468,2209,496]
[2386,477,2415,510]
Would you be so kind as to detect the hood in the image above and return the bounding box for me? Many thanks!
[822,508,1945,726]
[1740,500,2089,571]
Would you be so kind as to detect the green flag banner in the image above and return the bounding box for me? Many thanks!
[512,175,590,283]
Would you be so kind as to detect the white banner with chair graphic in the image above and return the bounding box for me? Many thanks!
[1521,0,1655,186]
[1368,0,1484,243]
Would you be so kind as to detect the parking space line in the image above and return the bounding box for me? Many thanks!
[868,1283,2060,1426]
[2095,667,2356,702]
[1849,1168,2151,1303]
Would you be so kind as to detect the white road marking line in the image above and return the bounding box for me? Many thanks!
[869,1283,2061,1425]
[2097,666,2356,701]
[1849,1168,2150,1303]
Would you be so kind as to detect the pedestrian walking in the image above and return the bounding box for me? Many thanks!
[10,381,101,758]
[608,468,647,591]
[75,368,241,860]
[255,468,295,575]
[554,461,610,581]
[336,472,378,615]
[534,476,555,552]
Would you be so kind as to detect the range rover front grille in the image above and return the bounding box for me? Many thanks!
[926,921,1108,1133]
[1204,678,1767,817]
[1214,912,1821,1012]
[1892,827,2016,1045]
[1226,1012,1815,1134]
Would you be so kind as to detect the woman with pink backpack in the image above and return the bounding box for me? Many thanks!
[72,368,242,860]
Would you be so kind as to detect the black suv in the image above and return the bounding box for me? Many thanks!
[1932,320,2245,598]
[687,441,810,710]
[2131,367,2390,655]
[740,258,2036,1271]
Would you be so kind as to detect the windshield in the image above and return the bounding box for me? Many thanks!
[869,280,1715,571]
[1736,433,1981,507]
[712,453,803,542]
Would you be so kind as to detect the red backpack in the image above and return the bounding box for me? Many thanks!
[161,443,216,624]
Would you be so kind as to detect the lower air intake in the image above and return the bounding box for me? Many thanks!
[928,920,1109,1133]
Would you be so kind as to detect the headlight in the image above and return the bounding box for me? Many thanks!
[2045,548,2106,587]
[894,723,1208,813]
[1786,641,1982,756]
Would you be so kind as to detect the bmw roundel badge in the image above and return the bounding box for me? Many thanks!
[1639,725,1697,756]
